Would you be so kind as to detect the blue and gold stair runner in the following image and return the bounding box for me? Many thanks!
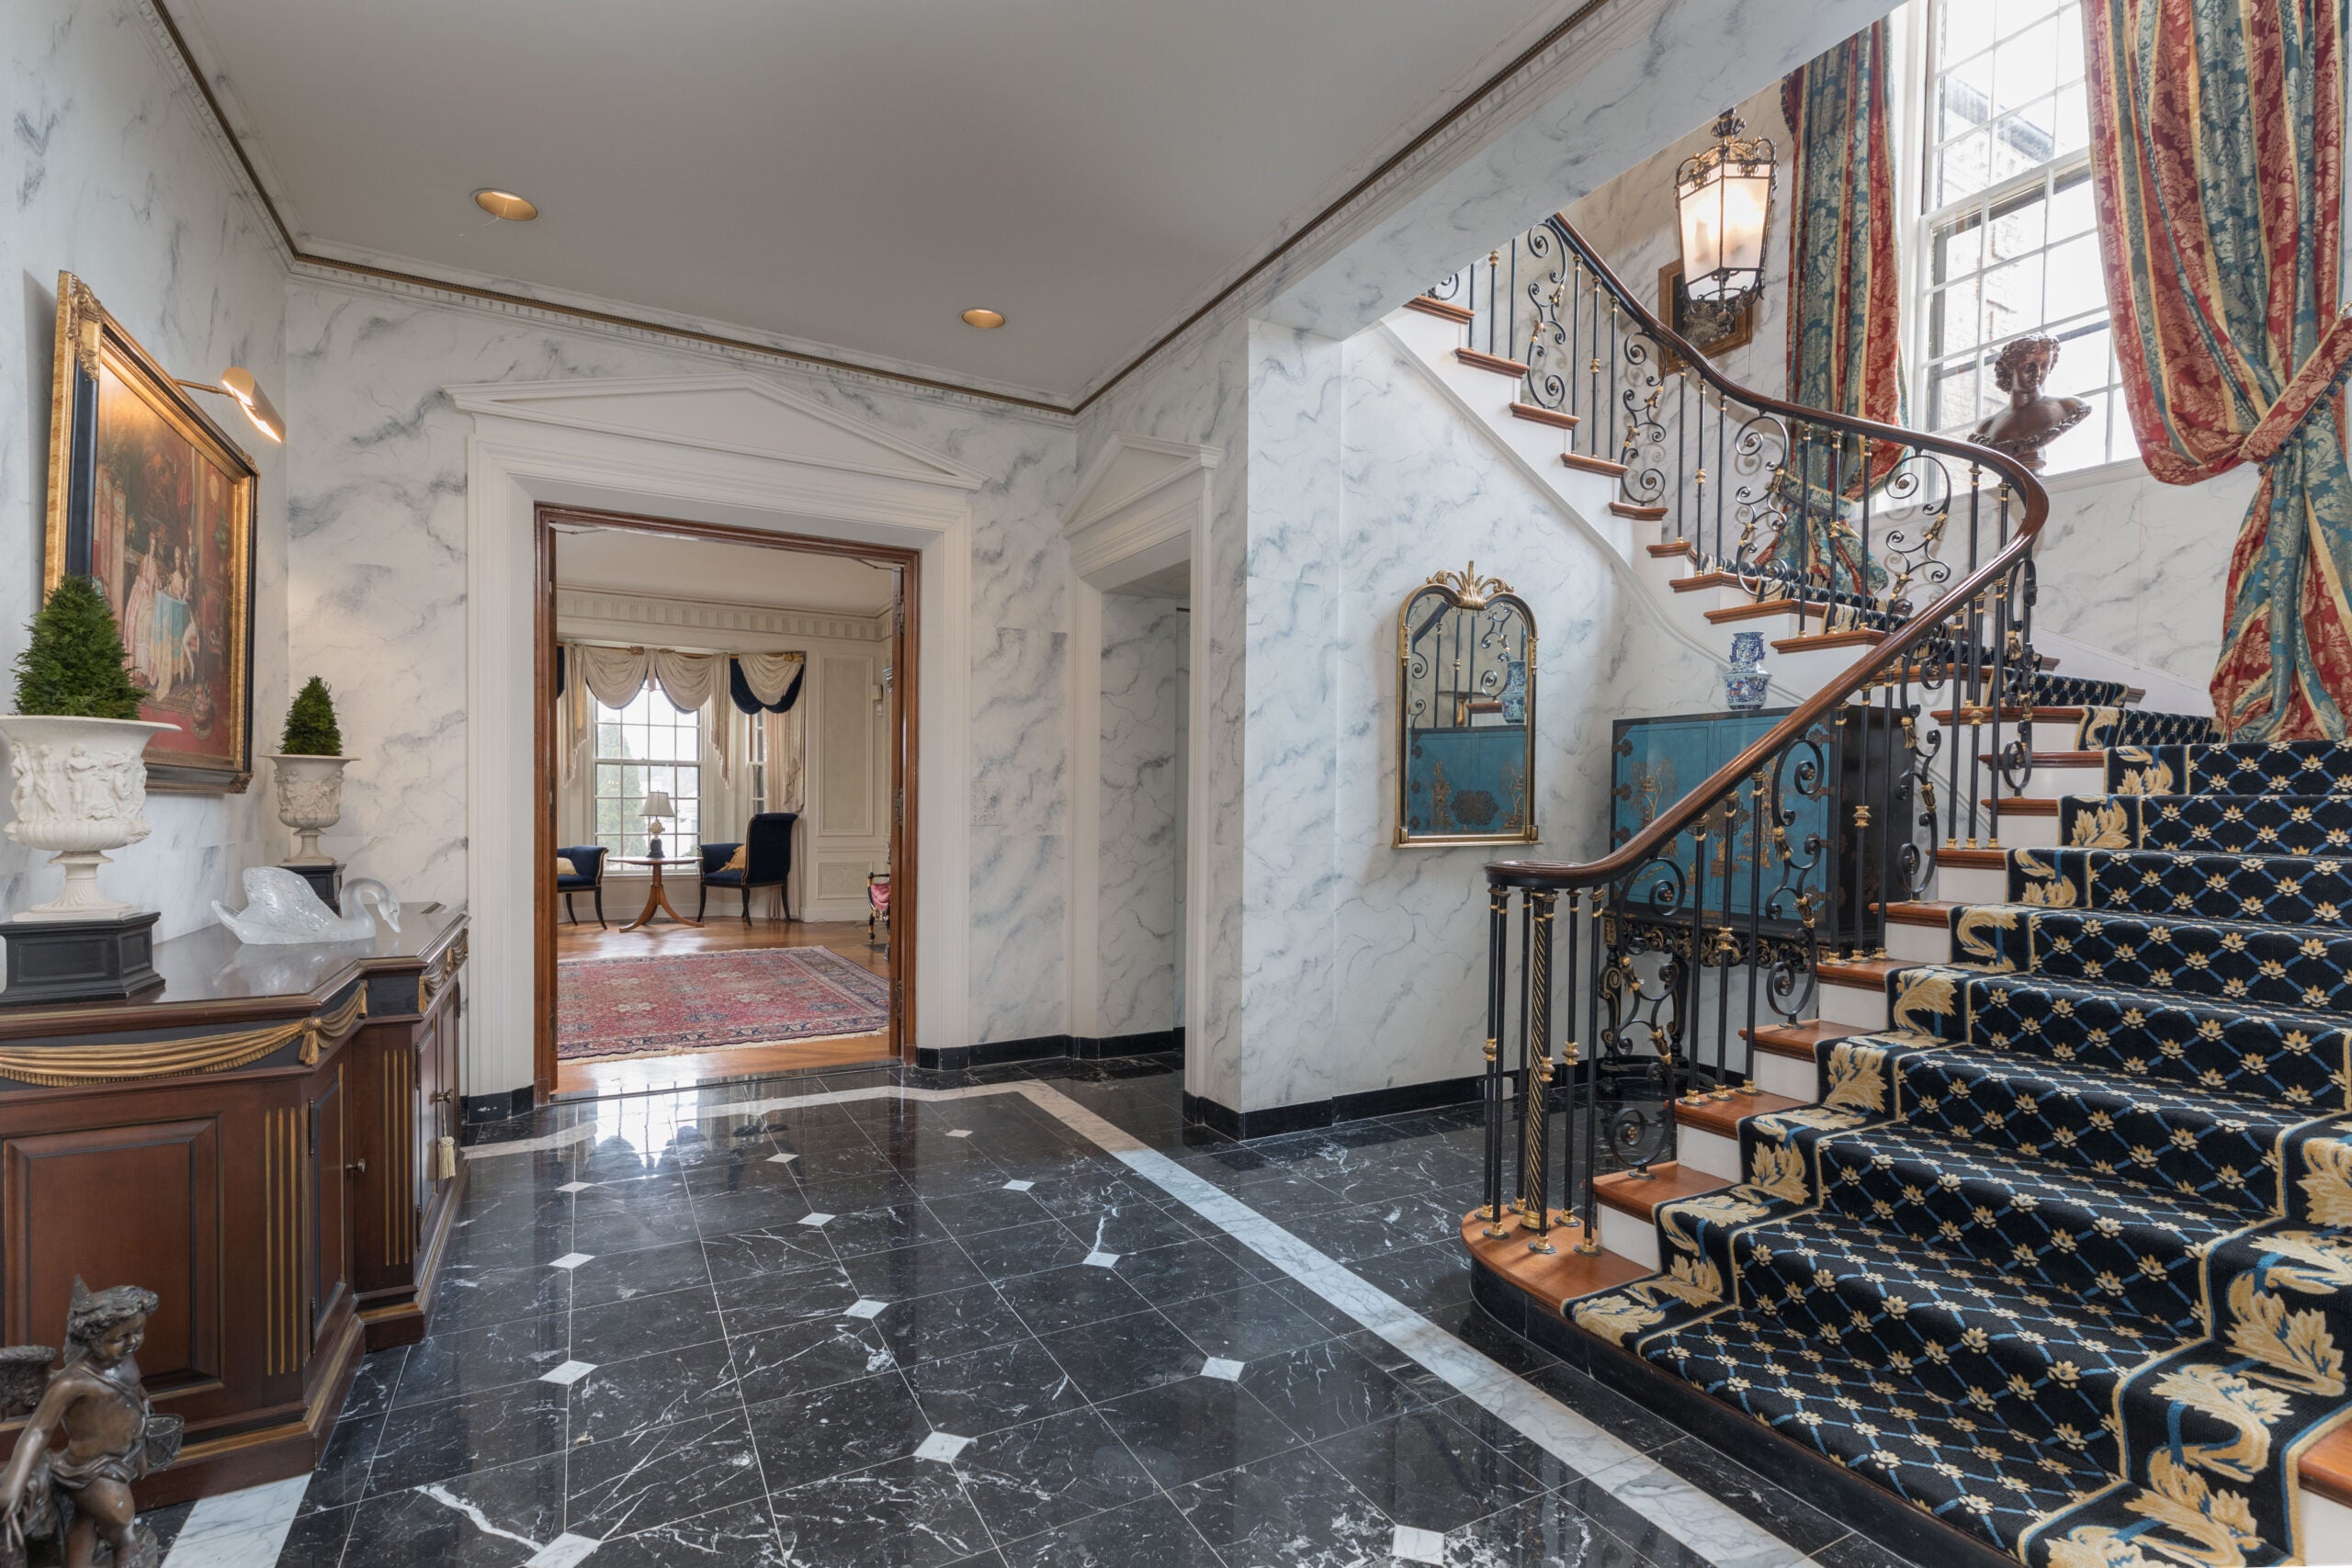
[1567,739,2352,1565]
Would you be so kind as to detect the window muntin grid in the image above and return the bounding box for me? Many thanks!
[592,686,702,860]
[1916,0,2122,471]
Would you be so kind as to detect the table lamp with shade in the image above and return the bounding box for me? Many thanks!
[641,789,675,859]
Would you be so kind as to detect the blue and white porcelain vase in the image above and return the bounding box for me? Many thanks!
[1723,630,1770,712]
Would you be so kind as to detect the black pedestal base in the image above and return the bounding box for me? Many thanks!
[1,910,164,1005]
[286,861,343,914]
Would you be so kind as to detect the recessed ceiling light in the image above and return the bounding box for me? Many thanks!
[960,308,1006,330]
[474,188,538,221]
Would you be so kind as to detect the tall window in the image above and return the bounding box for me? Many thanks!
[593,688,702,858]
[1917,0,2120,471]
[748,708,768,814]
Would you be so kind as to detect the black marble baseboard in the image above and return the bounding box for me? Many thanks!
[1182,1072,1482,1141]
[1468,1261,2007,1568]
[460,1086,535,1130]
[914,1030,1182,1073]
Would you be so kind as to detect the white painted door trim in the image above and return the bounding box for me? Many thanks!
[451,372,977,1100]
[1063,434,1221,1054]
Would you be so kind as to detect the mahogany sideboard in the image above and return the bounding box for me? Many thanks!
[0,905,468,1505]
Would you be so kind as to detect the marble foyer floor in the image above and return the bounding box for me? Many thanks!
[152,1056,1915,1568]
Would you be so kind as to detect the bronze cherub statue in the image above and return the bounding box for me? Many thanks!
[0,1281,183,1568]
[1968,333,2091,472]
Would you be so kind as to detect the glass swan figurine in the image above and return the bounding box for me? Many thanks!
[211,866,401,944]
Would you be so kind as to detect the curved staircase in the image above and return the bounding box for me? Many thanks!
[1442,219,2352,1566]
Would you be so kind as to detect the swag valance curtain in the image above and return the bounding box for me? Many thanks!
[555,644,808,784]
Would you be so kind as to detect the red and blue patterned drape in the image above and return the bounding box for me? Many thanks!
[1774,19,1905,594]
[2084,0,2352,739]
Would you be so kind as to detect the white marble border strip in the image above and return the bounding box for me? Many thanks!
[189,1082,1807,1568]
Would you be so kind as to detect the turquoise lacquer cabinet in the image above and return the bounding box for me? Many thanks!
[1609,706,1910,949]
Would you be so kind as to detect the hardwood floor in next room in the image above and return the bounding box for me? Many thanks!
[554,917,896,1097]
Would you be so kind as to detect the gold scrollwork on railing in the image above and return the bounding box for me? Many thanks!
[0,987,368,1089]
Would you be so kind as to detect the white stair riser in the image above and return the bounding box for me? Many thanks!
[1885,919,1949,964]
[1821,976,1892,1030]
[2012,764,2106,798]
[1679,1123,1740,1181]
[1994,813,2058,849]
[1598,1204,1661,1271]
[1754,1049,1815,1099]
[1936,863,2007,905]
[2308,1492,2352,1565]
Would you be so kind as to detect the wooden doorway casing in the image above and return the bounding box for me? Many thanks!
[532,503,921,1100]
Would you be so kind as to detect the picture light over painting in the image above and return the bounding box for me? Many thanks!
[172,367,284,445]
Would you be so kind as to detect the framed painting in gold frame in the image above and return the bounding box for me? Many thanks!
[1396,565,1538,848]
[44,273,257,793]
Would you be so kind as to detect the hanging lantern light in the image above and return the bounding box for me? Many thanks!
[1675,109,1777,306]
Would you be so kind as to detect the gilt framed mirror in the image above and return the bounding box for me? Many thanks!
[1396,566,1537,846]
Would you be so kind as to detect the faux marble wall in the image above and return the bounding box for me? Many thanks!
[282,279,1079,1044]
[0,0,289,939]
[1096,591,1186,1038]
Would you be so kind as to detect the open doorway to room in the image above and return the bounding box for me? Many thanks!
[533,505,915,1098]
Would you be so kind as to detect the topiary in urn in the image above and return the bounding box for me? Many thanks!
[267,678,356,866]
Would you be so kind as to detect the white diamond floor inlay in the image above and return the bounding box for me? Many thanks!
[912,1431,972,1464]
[1081,1250,1119,1269]
[799,1212,835,1228]
[538,1360,596,1386]
[556,1181,591,1193]
[844,1298,889,1320]
[1201,1357,1245,1382]
[1002,1179,1034,1191]
[1391,1524,1447,1563]
[548,1252,593,1270]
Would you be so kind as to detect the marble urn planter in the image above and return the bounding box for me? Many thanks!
[266,754,356,866]
[0,714,176,921]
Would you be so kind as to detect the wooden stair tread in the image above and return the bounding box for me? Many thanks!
[1561,450,1630,479]
[2305,1429,2352,1507]
[1509,401,1578,429]
[1669,571,1748,594]
[1460,1211,1648,1312]
[1817,955,1905,987]
[1995,796,2059,816]
[1456,347,1529,378]
[1745,1019,1859,1060]
[1705,599,1821,625]
[1876,900,1957,927]
[1645,541,1697,559]
[1406,295,1475,324]
[1936,846,2009,870]
[1609,501,1668,520]
[1593,1161,1728,1219]
[1928,705,2085,725]
[1980,750,2104,768]
[1674,1089,1804,1137]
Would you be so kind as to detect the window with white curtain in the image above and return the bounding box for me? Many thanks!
[592,688,702,858]
[1915,0,2121,472]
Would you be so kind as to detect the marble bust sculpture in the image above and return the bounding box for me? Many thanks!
[1968,333,2091,472]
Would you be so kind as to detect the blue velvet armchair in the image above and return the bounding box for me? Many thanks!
[556,844,607,927]
[699,811,797,923]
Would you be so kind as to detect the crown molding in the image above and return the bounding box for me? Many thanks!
[556,588,893,646]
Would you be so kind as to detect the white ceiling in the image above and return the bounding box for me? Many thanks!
[555,528,897,617]
[171,0,1569,401]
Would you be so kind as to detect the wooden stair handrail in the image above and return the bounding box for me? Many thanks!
[1487,216,2051,892]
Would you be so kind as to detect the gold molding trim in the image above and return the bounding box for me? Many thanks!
[0,987,368,1089]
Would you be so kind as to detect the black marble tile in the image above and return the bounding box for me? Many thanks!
[440,1215,575,1273]
[1348,1236,1475,1316]
[1239,1336,1423,1442]
[340,1347,408,1420]
[732,1316,899,1405]
[1092,1374,1300,1488]
[430,1260,572,1336]
[587,1499,788,1566]
[744,1370,932,1487]
[276,1502,359,1567]
[843,1238,991,1302]
[1643,1436,1854,1557]
[713,1261,866,1337]
[1307,1191,1467,1262]
[1310,1407,1547,1535]
[571,1280,725,1364]
[566,1411,767,1538]
[795,1168,924,1215]
[1110,1235,1267,1304]
[570,1239,713,1309]
[996,1492,1227,1568]
[921,1184,1058,1239]
[693,1185,824,1239]
[1056,1201,1200,1258]
[1155,1280,1342,1362]
[772,1456,992,1567]
[1170,1440,1397,1567]
[990,1261,1150,1337]
[901,1338,1086,1437]
[568,1338,743,1443]
[1520,1360,1690,1455]
[340,1450,567,1568]
[393,1313,571,1409]
[868,1282,1034,1369]
[952,1406,1157,1543]
[1811,1529,1923,1568]
[700,1224,842,1284]
[827,1199,963,1258]
[298,1409,382,1514]
[1032,1310,1205,1404]
[368,1377,571,1495]
[956,1218,1092,1282]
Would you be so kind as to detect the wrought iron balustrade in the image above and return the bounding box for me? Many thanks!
[1432,216,2052,1258]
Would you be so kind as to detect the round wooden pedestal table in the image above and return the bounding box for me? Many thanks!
[611,855,702,931]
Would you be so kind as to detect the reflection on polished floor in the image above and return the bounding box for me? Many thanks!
[147,1056,1911,1567]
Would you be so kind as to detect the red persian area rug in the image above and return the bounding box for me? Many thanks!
[557,948,891,1062]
